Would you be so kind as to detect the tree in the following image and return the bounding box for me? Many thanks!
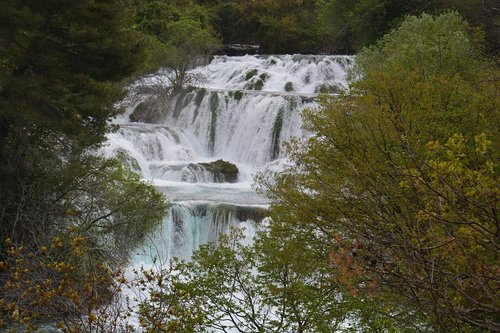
[210,1,262,48]
[135,0,220,90]
[439,0,499,55]
[128,0,221,122]
[0,0,167,329]
[136,226,415,332]
[318,0,446,52]
[319,0,499,54]
[250,0,326,54]
[0,0,150,231]
[1,234,137,332]
[0,0,165,252]
[0,155,167,330]
[210,0,327,54]
[0,0,145,154]
[260,12,499,331]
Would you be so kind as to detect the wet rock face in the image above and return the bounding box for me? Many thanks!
[235,205,268,223]
[148,159,239,183]
[129,98,166,123]
[194,159,239,183]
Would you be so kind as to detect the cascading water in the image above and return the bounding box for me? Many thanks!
[104,54,353,262]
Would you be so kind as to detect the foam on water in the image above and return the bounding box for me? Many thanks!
[194,54,352,93]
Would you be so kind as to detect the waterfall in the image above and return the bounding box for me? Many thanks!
[135,202,265,263]
[104,54,353,263]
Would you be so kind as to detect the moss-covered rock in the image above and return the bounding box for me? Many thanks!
[271,108,284,160]
[194,203,268,224]
[245,79,264,91]
[300,96,315,103]
[284,82,294,92]
[191,88,207,124]
[235,205,269,223]
[234,90,244,101]
[195,88,206,106]
[288,95,298,109]
[197,159,239,183]
[254,79,264,90]
[210,92,219,113]
[245,69,258,81]
[209,93,219,153]
[244,70,268,91]
[173,89,194,119]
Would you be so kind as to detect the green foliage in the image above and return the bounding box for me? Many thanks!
[260,12,499,331]
[319,0,499,53]
[210,1,261,47]
[354,12,484,79]
[318,0,498,53]
[136,0,221,91]
[198,0,498,55]
[208,0,328,53]
[438,0,499,54]
[1,152,167,268]
[136,227,400,332]
[80,158,167,262]
[0,0,168,329]
[251,0,327,53]
[0,236,135,332]
[0,0,165,245]
[0,0,145,154]
[319,0,436,51]
[0,155,166,330]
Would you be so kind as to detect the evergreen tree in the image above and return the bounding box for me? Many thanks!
[0,0,167,329]
[0,0,145,153]
[135,0,220,90]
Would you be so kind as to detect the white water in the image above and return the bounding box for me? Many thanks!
[104,54,353,262]
[193,54,352,93]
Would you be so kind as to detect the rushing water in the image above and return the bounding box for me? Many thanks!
[104,54,353,263]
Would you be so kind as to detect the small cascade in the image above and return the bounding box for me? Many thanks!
[104,54,353,263]
[135,202,265,263]
[191,54,352,94]
[103,124,206,178]
[168,89,311,167]
[150,162,218,183]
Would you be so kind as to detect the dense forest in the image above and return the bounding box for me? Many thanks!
[0,0,498,332]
